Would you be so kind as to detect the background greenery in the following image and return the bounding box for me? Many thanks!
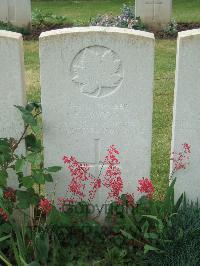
[25,0,200,195]
[31,0,200,23]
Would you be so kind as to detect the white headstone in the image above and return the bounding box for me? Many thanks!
[0,30,26,187]
[171,29,200,202]
[40,27,154,213]
[0,0,31,29]
[0,0,8,23]
[135,0,172,30]
[10,0,31,29]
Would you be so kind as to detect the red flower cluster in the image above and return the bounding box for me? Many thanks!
[0,208,8,222]
[4,189,16,202]
[171,143,191,174]
[137,177,154,199]
[39,199,52,215]
[63,156,91,199]
[63,145,123,203]
[102,145,123,201]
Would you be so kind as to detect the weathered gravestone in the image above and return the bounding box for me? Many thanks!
[171,29,200,202]
[135,0,172,30]
[0,0,31,29]
[0,30,26,187]
[40,27,154,214]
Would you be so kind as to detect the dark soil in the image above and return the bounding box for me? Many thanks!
[24,22,74,40]
[24,22,200,41]
[154,22,200,39]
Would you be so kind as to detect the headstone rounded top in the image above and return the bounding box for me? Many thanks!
[39,26,154,40]
[0,30,22,40]
[178,29,200,39]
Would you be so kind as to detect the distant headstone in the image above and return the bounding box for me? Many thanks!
[0,0,31,29]
[0,30,26,187]
[135,0,172,30]
[40,27,154,213]
[171,29,200,202]
[0,0,8,22]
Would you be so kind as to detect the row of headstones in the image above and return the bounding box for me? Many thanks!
[0,0,31,29]
[0,0,171,31]
[0,27,199,207]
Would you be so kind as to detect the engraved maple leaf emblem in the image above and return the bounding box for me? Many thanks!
[71,47,123,98]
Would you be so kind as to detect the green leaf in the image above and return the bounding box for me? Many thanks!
[22,176,34,189]
[142,215,164,233]
[46,166,62,173]
[0,250,12,266]
[25,134,37,149]
[144,244,160,254]
[33,173,45,184]
[0,170,8,186]
[173,193,183,213]
[15,159,26,173]
[25,102,35,112]
[120,230,133,240]
[144,232,158,240]
[0,234,11,242]
[15,105,26,113]
[44,173,53,182]
[22,112,37,126]
[16,190,39,209]
[28,262,40,266]
[0,187,3,198]
[27,153,42,165]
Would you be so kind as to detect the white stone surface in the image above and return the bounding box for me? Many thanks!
[171,29,200,202]
[0,0,31,29]
[0,0,8,23]
[135,0,172,30]
[40,27,154,212]
[0,30,26,187]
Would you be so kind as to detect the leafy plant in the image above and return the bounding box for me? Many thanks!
[164,19,178,36]
[147,200,200,265]
[106,178,183,257]
[32,9,73,26]
[0,21,31,35]
[91,4,145,30]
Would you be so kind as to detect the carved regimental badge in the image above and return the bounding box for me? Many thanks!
[71,46,123,98]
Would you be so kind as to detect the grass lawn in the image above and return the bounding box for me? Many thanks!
[26,0,199,194]
[32,0,200,24]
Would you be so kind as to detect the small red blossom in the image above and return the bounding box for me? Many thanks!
[63,155,91,199]
[137,177,154,199]
[0,208,8,222]
[63,145,123,204]
[89,178,101,200]
[4,188,16,202]
[102,145,123,201]
[39,199,52,215]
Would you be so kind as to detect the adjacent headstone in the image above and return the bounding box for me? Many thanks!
[0,30,26,187]
[0,0,8,23]
[0,0,31,29]
[40,27,154,214]
[135,0,172,30]
[171,29,200,202]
